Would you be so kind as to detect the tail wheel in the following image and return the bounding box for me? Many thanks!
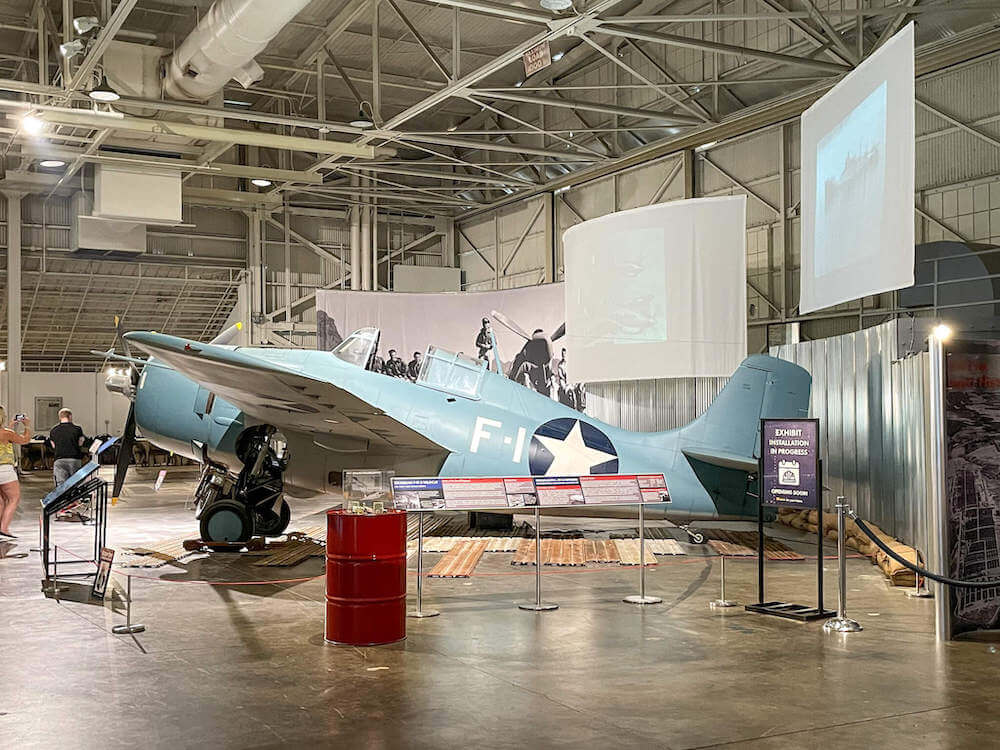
[200,500,254,543]
[255,500,291,537]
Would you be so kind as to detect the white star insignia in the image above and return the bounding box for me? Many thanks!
[535,421,616,476]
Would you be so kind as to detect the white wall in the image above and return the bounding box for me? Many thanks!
[0,371,129,437]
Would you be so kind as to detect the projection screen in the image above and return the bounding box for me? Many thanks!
[563,195,747,383]
[799,23,914,315]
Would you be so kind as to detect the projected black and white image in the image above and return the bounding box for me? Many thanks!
[814,82,887,277]
[575,226,668,347]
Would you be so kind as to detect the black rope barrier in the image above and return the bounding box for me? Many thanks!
[848,511,1000,590]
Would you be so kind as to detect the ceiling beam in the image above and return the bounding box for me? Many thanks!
[593,23,851,74]
[21,107,396,159]
[467,88,702,125]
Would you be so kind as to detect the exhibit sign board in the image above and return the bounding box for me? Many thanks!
[799,23,914,314]
[760,418,819,509]
[563,196,747,382]
[391,473,669,511]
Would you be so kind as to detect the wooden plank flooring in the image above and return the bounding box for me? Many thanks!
[428,540,489,578]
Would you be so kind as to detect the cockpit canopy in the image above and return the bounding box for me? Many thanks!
[332,327,379,369]
[332,327,485,399]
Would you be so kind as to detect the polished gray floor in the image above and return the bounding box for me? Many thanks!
[1,468,993,749]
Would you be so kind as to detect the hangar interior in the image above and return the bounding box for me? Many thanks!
[3,1,1000,749]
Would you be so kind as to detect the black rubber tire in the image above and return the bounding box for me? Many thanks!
[255,500,291,537]
[200,500,255,543]
[688,531,706,545]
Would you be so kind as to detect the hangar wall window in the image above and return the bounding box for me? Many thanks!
[417,347,484,399]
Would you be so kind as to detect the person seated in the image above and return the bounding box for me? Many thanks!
[407,351,422,381]
[47,409,88,487]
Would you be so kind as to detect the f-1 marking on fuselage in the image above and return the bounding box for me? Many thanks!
[469,416,527,463]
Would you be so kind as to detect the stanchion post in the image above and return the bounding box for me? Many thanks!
[710,555,738,608]
[823,498,862,633]
[408,512,439,619]
[112,574,146,635]
[519,506,557,612]
[624,503,662,605]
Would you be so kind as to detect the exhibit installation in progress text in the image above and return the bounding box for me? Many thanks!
[747,418,833,622]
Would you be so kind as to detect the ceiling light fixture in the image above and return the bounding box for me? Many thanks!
[59,38,86,58]
[447,124,458,132]
[88,75,120,102]
[251,178,272,187]
[540,0,573,11]
[350,101,375,129]
[21,114,44,135]
[39,159,66,168]
[932,323,953,341]
[73,16,100,35]
[515,80,524,87]
[551,51,564,61]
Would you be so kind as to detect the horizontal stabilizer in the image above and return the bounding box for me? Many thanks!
[681,448,758,473]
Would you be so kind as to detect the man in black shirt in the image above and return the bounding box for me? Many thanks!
[47,409,87,486]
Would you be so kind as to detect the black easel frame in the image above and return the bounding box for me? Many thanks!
[745,418,834,622]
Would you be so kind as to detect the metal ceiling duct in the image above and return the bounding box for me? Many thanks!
[163,0,311,101]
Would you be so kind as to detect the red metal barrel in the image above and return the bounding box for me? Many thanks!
[325,509,407,646]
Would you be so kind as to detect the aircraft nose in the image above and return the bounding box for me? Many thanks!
[104,368,135,400]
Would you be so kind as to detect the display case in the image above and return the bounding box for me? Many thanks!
[343,469,395,509]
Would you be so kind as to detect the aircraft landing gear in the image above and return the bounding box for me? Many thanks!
[193,426,291,544]
[680,525,706,545]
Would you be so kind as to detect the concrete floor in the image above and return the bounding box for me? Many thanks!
[1,467,995,749]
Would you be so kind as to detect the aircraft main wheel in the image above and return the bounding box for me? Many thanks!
[255,500,291,537]
[200,500,254,543]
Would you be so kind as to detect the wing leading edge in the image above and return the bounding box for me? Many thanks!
[124,331,445,454]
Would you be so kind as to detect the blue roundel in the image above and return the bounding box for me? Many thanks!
[528,417,619,476]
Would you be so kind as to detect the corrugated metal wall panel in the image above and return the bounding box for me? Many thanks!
[771,320,931,550]
[585,376,728,432]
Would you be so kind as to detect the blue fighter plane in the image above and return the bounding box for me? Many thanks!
[102,325,811,543]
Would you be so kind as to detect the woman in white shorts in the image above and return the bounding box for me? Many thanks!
[0,407,32,538]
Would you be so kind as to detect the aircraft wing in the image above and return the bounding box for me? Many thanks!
[681,448,759,473]
[124,332,444,453]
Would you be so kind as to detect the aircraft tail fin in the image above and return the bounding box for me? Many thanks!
[678,355,811,467]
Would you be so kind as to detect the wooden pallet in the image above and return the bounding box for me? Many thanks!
[116,536,196,568]
[252,539,325,567]
[428,540,488,578]
[584,539,620,564]
[701,529,805,561]
[613,539,658,566]
[708,539,754,556]
[647,538,685,556]
[422,536,460,553]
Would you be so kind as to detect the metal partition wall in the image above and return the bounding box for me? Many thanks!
[772,320,932,553]
[585,377,729,433]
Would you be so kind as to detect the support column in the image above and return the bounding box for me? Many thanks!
[350,174,361,290]
[542,193,554,283]
[371,183,379,290]
[682,149,696,199]
[7,193,22,417]
[247,208,266,344]
[360,172,372,291]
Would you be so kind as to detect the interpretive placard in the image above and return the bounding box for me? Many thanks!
[760,419,819,508]
[391,473,670,511]
[522,40,551,77]
[91,547,115,600]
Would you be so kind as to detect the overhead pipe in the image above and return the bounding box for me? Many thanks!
[164,0,312,101]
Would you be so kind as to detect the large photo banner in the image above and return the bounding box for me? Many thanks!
[944,340,1000,639]
[316,284,586,411]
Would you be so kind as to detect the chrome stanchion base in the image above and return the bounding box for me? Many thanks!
[710,599,738,608]
[407,609,440,618]
[906,586,934,599]
[823,616,862,633]
[112,623,146,635]
[624,595,663,605]
[518,602,559,611]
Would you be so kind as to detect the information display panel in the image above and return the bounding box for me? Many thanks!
[391,473,669,511]
[760,419,820,508]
